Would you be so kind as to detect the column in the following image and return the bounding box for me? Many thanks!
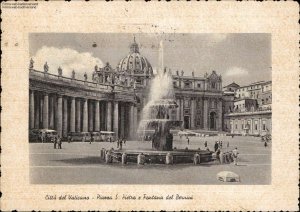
[43,93,49,129]
[129,103,134,139]
[63,97,68,137]
[40,97,43,128]
[190,98,195,129]
[106,101,112,131]
[49,95,55,129]
[217,99,222,131]
[29,90,35,129]
[34,94,40,129]
[76,99,81,132]
[57,95,63,137]
[176,98,180,120]
[113,101,119,138]
[119,104,125,138]
[180,98,184,121]
[88,100,94,132]
[70,97,76,132]
[203,98,208,130]
[133,106,138,137]
[94,100,100,132]
[82,99,88,132]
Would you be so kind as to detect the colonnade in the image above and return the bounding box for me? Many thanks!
[29,90,137,139]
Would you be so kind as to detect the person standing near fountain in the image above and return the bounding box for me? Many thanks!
[165,129,173,150]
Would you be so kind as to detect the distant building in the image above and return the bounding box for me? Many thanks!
[223,80,272,136]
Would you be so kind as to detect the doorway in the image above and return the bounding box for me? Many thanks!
[184,116,190,129]
[209,112,216,130]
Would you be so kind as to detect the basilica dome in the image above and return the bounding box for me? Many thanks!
[117,38,153,76]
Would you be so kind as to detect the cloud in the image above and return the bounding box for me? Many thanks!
[32,46,103,79]
[225,66,249,77]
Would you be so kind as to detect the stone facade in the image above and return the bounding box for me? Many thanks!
[29,39,224,139]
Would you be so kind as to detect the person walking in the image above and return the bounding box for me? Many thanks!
[123,138,126,145]
[187,137,190,145]
[53,137,57,149]
[264,141,268,148]
[232,147,239,165]
[119,139,123,150]
[227,141,229,148]
[204,141,207,148]
[117,139,120,149]
[57,136,62,149]
[214,141,219,152]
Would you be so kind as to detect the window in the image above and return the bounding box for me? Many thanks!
[262,121,266,130]
[184,99,190,108]
[184,82,191,88]
[197,83,201,88]
[211,82,216,89]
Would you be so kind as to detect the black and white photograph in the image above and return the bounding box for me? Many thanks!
[29,33,272,184]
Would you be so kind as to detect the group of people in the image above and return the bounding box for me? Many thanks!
[214,140,229,152]
[52,136,62,149]
[116,138,126,150]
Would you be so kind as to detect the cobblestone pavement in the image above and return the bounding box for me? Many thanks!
[30,135,271,184]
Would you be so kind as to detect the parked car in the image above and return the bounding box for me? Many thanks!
[29,129,41,142]
[67,132,91,142]
[99,131,115,142]
[29,129,58,143]
[90,132,101,141]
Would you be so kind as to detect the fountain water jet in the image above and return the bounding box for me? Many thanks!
[137,41,182,150]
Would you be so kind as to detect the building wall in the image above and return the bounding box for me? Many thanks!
[224,111,271,136]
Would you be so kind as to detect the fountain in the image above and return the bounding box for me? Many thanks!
[101,40,214,165]
[138,67,182,151]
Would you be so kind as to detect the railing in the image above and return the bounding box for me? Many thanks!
[29,69,134,92]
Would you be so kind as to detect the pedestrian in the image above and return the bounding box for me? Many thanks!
[57,137,62,149]
[67,135,71,143]
[187,137,190,145]
[227,141,229,148]
[123,138,126,145]
[232,147,239,165]
[204,141,207,148]
[53,137,57,149]
[220,141,223,148]
[117,139,120,148]
[214,141,218,152]
[90,135,94,144]
[41,133,45,143]
[119,139,123,150]
[264,141,268,148]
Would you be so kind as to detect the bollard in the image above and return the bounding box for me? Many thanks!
[137,153,145,165]
[193,153,200,165]
[165,153,173,165]
[219,151,224,164]
[100,148,106,160]
[121,153,127,165]
[105,151,113,163]
[224,153,229,163]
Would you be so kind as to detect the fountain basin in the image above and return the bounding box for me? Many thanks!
[105,149,213,164]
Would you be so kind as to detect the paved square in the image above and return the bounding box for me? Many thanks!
[30,135,271,184]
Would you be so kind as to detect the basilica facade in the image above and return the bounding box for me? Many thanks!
[29,39,223,139]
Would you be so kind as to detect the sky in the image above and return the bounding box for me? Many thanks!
[29,33,271,86]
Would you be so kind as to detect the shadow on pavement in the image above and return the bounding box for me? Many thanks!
[52,156,102,165]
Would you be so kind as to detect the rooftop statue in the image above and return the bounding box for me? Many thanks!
[44,62,49,73]
[29,58,34,69]
[58,66,62,76]
[71,70,75,79]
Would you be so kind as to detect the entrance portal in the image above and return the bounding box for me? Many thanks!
[184,116,190,129]
[209,112,216,130]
